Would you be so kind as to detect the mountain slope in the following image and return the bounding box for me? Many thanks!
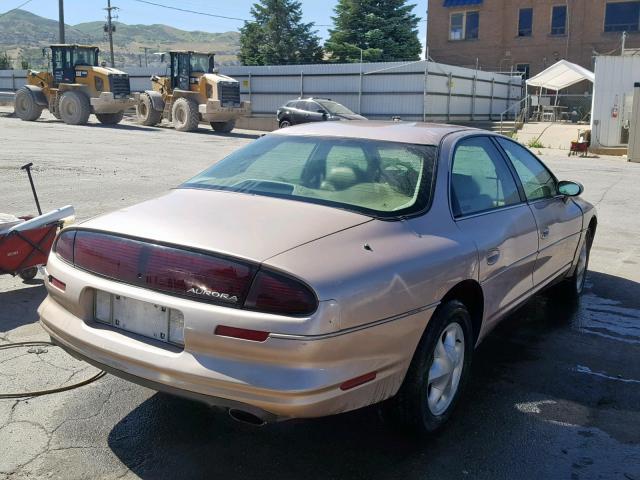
[0,9,240,68]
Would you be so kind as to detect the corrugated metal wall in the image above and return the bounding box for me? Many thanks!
[590,56,640,149]
[1,61,523,121]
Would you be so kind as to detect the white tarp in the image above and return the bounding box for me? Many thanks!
[526,59,594,91]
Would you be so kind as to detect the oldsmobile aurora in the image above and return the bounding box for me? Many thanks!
[39,121,596,433]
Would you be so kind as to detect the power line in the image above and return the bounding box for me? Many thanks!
[0,0,34,18]
[131,0,250,22]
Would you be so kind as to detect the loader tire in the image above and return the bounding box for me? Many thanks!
[15,88,43,121]
[210,120,236,133]
[137,93,162,126]
[171,97,199,132]
[96,111,124,125]
[59,90,91,125]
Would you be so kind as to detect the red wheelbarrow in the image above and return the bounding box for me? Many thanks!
[0,163,74,281]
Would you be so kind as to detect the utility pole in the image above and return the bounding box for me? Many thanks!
[140,47,152,68]
[424,4,429,61]
[58,0,65,43]
[104,0,117,67]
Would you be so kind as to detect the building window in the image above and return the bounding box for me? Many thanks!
[518,8,533,36]
[550,5,567,35]
[516,63,530,79]
[449,11,480,40]
[604,1,640,32]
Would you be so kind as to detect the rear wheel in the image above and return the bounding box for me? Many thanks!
[137,93,162,126]
[95,111,124,125]
[19,267,38,281]
[171,98,199,132]
[210,120,235,133]
[15,88,43,121]
[59,90,91,125]
[386,300,473,436]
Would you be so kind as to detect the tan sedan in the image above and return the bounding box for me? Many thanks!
[39,121,596,434]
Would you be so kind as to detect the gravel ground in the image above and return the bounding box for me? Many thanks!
[0,108,639,480]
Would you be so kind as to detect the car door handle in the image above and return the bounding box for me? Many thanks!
[487,249,501,265]
[540,227,550,239]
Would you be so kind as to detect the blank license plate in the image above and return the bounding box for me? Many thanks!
[112,295,170,342]
[94,290,184,346]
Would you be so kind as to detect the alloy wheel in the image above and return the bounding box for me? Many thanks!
[427,322,465,416]
[575,240,588,293]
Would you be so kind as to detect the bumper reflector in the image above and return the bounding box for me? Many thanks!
[340,371,377,391]
[48,275,66,292]
[214,325,269,342]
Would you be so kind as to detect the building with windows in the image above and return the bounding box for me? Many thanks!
[426,0,640,79]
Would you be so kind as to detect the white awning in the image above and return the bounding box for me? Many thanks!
[526,60,594,91]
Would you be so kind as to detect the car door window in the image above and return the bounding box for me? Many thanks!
[451,136,521,217]
[496,138,558,201]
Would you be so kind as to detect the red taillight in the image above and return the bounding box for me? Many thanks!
[245,269,317,316]
[71,231,256,306]
[60,230,317,316]
[55,230,76,263]
[214,325,269,342]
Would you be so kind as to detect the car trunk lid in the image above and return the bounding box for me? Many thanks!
[79,188,372,263]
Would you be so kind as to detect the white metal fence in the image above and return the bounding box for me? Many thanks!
[1,61,523,122]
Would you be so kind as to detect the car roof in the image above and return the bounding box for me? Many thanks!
[270,120,478,146]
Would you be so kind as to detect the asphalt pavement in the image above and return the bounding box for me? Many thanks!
[0,108,639,479]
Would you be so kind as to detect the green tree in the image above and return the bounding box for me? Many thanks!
[326,0,422,63]
[239,0,323,65]
[0,52,12,70]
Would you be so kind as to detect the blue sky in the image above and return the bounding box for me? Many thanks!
[11,0,427,47]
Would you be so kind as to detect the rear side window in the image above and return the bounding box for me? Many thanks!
[496,138,558,201]
[451,136,521,217]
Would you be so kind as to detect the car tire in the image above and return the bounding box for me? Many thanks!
[387,300,473,436]
[15,88,43,121]
[171,97,199,132]
[59,90,91,125]
[19,267,38,281]
[210,120,235,133]
[137,93,162,126]
[279,119,292,128]
[95,111,124,125]
[559,228,593,297]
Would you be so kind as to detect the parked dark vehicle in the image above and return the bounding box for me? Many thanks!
[276,98,366,128]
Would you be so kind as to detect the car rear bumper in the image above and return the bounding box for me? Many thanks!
[38,257,433,419]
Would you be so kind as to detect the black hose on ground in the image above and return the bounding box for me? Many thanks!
[0,341,107,399]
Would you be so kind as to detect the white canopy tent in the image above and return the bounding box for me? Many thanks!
[526,59,594,91]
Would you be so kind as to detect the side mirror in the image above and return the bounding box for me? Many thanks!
[558,180,583,197]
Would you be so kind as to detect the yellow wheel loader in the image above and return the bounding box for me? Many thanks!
[15,45,136,126]
[135,51,250,133]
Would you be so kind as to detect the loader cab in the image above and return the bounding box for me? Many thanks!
[50,45,99,87]
[169,51,215,91]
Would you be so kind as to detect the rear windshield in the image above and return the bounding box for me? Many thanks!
[181,135,437,218]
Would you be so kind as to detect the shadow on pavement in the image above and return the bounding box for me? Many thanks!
[0,280,46,332]
[106,272,640,479]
